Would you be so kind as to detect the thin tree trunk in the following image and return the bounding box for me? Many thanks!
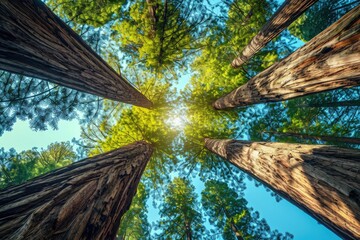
[264,131,360,144]
[296,100,360,108]
[146,0,158,37]
[230,221,245,240]
[0,141,153,240]
[204,138,360,240]
[231,0,318,68]
[214,5,360,109]
[185,221,192,240]
[0,0,152,108]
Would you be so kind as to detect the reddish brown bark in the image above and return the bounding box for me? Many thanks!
[0,141,153,240]
[232,0,318,68]
[205,138,360,239]
[0,0,152,108]
[215,6,360,109]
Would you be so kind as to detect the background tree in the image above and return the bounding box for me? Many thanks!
[248,87,360,148]
[111,0,209,73]
[0,141,75,189]
[0,71,103,136]
[156,177,205,239]
[117,182,151,240]
[202,180,293,240]
[289,0,359,42]
[46,0,127,27]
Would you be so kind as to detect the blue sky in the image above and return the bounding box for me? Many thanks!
[0,119,340,239]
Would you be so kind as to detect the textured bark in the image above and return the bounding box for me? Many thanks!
[204,138,360,240]
[0,0,152,108]
[231,0,318,68]
[0,141,153,240]
[214,5,360,109]
[264,131,360,145]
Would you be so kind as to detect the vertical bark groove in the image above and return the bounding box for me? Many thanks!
[204,138,360,240]
[0,0,152,108]
[0,141,153,240]
[232,0,318,68]
[215,5,360,109]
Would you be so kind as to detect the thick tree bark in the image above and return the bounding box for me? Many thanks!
[0,141,153,240]
[204,138,360,240]
[231,0,318,68]
[264,131,360,144]
[214,5,360,109]
[0,0,152,108]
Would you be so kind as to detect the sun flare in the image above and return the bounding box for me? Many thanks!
[166,116,186,129]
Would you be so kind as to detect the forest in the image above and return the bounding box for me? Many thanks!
[0,0,359,239]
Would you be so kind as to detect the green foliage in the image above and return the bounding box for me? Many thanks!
[0,142,75,189]
[46,0,127,27]
[0,71,102,137]
[81,70,180,188]
[156,177,205,239]
[288,0,358,42]
[180,0,281,179]
[117,183,151,240]
[202,180,293,240]
[111,0,209,72]
[248,87,360,148]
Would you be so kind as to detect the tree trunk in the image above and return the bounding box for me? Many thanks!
[214,5,360,109]
[204,138,360,240]
[231,0,318,68]
[0,0,152,108]
[230,221,245,240]
[185,221,192,240]
[0,141,153,240]
[264,131,360,144]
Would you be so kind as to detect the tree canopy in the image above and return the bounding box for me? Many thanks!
[202,180,294,240]
[1,0,359,239]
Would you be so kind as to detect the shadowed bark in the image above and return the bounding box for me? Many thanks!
[214,5,360,109]
[0,141,153,240]
[232,0,318,68]
[0,0,152,108]
[205,138,360,240]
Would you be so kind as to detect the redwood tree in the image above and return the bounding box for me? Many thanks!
[0,141,153,240]
[204,138,360,239]
[0,0,152,108]
[214,5,360,109]
[231,0,318,68]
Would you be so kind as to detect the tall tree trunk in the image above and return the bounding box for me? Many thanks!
[0,141,153,240]
[264,131,360,144]
[214,5,360,109]
[0,0,152,108]
[231,0,318,68]
[204,138,360,240]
